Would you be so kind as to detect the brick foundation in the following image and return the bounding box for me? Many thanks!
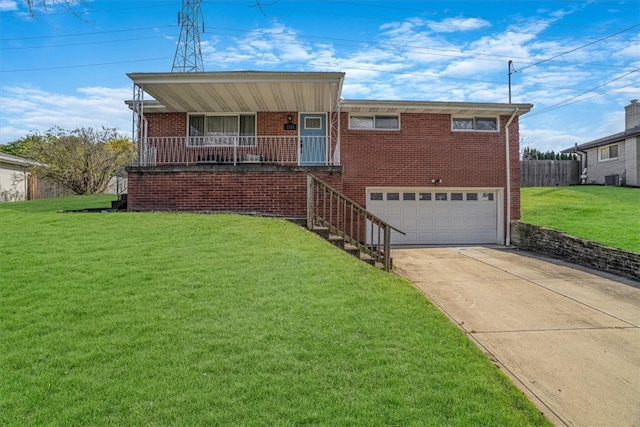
[126,164,342,218]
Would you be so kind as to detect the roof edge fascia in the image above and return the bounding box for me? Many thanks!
[127,71,346,85]
[340,99,533,114]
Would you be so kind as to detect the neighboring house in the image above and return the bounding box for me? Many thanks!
[563,100,640,186]
[125,71,532,246]
[0,152,39,202]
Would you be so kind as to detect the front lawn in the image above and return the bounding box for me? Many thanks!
[0,196,548,426]
[520,186,640,253]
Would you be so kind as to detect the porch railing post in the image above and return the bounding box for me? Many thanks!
[384,225,391,270]
[307,175,314,230]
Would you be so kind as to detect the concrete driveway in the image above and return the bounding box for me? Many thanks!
[392,247,640,427]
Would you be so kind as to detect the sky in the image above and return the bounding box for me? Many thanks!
[1,0,639,153]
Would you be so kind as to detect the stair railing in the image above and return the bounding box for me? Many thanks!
[307,175,405,270]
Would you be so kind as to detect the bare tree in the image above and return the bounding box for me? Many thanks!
[27,127,133,195]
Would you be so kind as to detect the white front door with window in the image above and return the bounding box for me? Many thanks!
[367,188,503,245]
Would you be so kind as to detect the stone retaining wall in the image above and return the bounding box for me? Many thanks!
[511,221,640,281]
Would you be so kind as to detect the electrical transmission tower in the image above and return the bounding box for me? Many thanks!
[172,0,205,72]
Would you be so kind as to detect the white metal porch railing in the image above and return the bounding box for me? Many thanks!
[133,136,337,167]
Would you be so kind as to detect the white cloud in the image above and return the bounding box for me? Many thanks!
[0,0,17,12]
[0,86,131,143]
[427,17,490,33]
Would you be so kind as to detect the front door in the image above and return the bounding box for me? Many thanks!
[300,114,326,166]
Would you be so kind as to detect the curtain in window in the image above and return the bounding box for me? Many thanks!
[239,115,255,135]
[207,116,238,135]
[375,116,399,129]
[189,115,205,136]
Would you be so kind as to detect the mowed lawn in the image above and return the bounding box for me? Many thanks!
[1,196,548,426]
[520,186,640,253]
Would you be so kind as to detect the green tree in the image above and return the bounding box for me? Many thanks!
[522,147,576,161]
[0,135,43,158]
[26,127,133,195]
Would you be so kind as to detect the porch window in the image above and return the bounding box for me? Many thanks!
[349,114,399,130]
[452,117,498,131]
[188,114,256,146]
[598,143,619,162]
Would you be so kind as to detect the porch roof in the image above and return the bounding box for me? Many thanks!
[127,71,345,113]
[340,99,533,116]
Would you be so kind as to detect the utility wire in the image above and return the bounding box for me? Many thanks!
[0,24,177,41]
[516,23,640,72]
[0,57,172,73]
[1,35,168,50]
[522,70,640,119]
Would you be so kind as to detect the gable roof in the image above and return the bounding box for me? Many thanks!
[563,125,640,153]
[127,71,345,113]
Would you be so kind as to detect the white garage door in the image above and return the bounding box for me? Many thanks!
[367,188,499,245]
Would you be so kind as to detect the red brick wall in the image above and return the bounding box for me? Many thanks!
[127,168,342,217]
[258,112,298,136]
[146,113,186,137]
[339,112,521,220]
[145,112,299,137]
[136,110,521,224]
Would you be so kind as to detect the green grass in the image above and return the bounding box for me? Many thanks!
[1,196,549,426]
[520,186,640,253]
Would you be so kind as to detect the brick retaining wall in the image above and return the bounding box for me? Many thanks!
[511,221,640,281]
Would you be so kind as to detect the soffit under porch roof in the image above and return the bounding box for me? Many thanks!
[127,71,345,113]
[340,100,533,117]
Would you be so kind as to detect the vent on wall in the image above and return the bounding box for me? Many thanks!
[604,175,620,186]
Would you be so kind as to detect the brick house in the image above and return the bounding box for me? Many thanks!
[125,71,531,249]
[563,100,640,186]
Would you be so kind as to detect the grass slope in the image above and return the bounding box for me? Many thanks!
[520,186,640,253]
[1,196,548,426]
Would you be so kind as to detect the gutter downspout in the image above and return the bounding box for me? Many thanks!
[504,108,519,246]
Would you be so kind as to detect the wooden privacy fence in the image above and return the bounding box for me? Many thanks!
[520,160,579,187]
[27,175,74,200]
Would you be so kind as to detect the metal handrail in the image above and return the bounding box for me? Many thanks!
[307,175,404,270]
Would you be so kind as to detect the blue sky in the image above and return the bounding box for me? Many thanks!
[1,0,639,153]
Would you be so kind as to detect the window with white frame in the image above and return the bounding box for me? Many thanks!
[452,117,498,131]
[598,143,619,161]
[188,114,256,146]
[349,114,400,130]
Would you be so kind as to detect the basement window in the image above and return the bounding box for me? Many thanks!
[452,117,498,131]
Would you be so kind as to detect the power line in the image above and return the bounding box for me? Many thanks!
[522,70,640,119]
[516,23,640,72]
[0,35,169,50]
[0,24,177,41]
[0,57,172,73]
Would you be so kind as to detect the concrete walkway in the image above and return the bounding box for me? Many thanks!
[392,247,640,427]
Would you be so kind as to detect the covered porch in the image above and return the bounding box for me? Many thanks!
[127,71,345,167]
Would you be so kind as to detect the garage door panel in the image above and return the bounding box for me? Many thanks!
[367,188,498,245]
[469,217,497,228]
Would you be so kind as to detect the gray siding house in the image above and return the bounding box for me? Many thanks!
[565,100,640,186]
